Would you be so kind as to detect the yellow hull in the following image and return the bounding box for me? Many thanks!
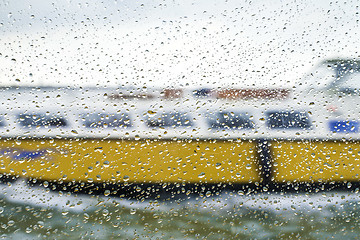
[1,138,360,185]
[0,138,260,184]
[272,140,360,182]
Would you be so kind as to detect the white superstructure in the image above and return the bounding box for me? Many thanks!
[0,59,359,141]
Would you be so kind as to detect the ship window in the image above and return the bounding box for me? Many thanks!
[193,88,212,97]
[18,114,67,128]
[207,111,254,130]
[82,113,132,128]
[336,71,360,94]
[145,112,193,128]
[0,117,5,127]
[266,111,311,129]
[329,120,359,133]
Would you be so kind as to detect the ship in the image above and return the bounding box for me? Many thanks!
[0,59,359,197]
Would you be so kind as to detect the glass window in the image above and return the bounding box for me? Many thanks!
[145,112,193,128]
[336,71,360,93]
[82,113,131,128]
[329,120,359,133]
[18,114,67,128]
[266,111,311,130]
[193,88,212,97]
[304,60,360,91]
[3,1,360,239]
[303,64,336,89]
[0,117,5,127]
[207,111,254,130]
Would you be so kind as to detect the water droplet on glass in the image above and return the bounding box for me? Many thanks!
[102,209,109,216]
[37,221,44,228]
[198,172,205,178]
[103,161,109,167]
[215,163,221,169]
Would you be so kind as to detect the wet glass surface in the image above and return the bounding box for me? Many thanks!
[1,0,360,239]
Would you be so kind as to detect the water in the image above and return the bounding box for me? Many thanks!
[0,180,359,239]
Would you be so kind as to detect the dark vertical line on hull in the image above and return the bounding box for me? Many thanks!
[257,139,272,184]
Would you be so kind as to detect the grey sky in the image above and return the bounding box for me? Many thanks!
[0,0,359,87]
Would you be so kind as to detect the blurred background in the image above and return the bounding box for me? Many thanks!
[1,0,359,88]
[1,1,360,239]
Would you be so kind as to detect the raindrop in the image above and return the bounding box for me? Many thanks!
[215,163,221,169]
[37,221,44,228]
[198,172,205,178]
[62,211,69,216]
[102,209,109,216]
[103,161,109,167]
